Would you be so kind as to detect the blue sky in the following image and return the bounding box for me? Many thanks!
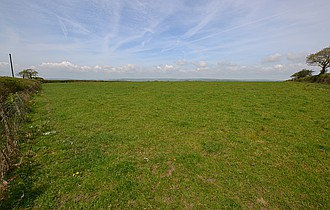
[0,0,329,80]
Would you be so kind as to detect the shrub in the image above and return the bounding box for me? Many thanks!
[0,77,41,103]
[290,69,314,80]
[317,73,330,84]
[294,73,330,85]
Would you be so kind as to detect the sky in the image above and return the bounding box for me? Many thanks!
[0,0,329,80]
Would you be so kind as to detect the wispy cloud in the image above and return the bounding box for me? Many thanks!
[1,0,329,80]
[176,59,189,66]
[262,53,282,63]
[192,61,208,68]
[182,1,222,39]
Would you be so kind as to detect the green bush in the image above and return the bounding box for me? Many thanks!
[294,73,330,85]
[317,73,330,84]
[0,77,41,102]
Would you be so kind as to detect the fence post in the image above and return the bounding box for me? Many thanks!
[9,54,15,78]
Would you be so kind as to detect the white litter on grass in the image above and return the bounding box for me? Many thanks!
[144,157,149,162]
[43,131,56,136]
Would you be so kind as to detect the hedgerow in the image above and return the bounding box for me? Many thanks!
[0,77,41,179]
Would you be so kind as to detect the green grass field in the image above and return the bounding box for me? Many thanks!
[2,82,329,209]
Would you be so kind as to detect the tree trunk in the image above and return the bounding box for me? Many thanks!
[319,66,326,75]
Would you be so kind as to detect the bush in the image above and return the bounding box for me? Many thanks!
[290,69,314,80]
[0,77,41,103]
[294,73,330,85]
[317,73,330,84]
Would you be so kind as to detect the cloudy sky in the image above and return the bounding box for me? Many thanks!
[0,0,329,80]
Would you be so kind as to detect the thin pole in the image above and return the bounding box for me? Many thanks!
[9,54,15,78]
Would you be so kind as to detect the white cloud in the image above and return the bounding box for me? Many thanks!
[274,64,284,70]
[155,64,175,72]
[40,61,79,69]
[192,61,208,68]
[95,65,102,70]
[217,61,241,71]
[33,59,313,80]
[257,63,307,73]
[176,59,189,66]
[164,65,174,71]
[262,53,282,63]
[111,64,135,73]
[81,66,92,71]
[38,61,136,75]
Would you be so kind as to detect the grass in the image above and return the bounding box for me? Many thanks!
[2,81,329,209]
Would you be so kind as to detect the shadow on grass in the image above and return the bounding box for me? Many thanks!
[0,159,48,209]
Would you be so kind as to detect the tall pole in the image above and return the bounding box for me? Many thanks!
[9,54,15,78]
